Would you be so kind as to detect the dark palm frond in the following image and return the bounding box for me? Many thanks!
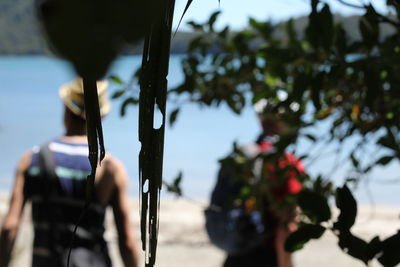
[174,0,193,35]
[82,78,106,201]
[66,78,105,267]
[138,0,176,266]
[174,0,220,37]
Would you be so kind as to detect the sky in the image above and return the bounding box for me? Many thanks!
[172,0,389,30]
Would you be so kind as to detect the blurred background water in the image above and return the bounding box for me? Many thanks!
[0,55,260,199]
[1,55,399,204]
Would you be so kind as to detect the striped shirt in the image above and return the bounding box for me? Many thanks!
[24,138,111,267]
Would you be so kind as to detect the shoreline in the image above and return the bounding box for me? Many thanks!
[0,194,399,267]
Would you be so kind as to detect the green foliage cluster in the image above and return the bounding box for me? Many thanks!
[288,184,400,266]
[30,0,400,264]
[160,1,400,265]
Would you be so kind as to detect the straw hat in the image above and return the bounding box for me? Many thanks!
[59,78,111,119]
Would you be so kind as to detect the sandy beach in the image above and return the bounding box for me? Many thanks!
[0,194,399,267]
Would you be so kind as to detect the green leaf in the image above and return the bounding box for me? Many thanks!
[378,231,400,267]
[218,25,230,39]
[285,19,301,49]
[298,154,308,161]
[320,4,334,49]
[377,134,398,151]
[345,177,358,183]
[109,75,124,85]
[112,89,126,99]
[293,73,309,102]
[298,190,331,223]
[359,5,379,48]
[311,73,323,110]
[163,171,183,197]
[248,17,265,30]
[334,185,357,231]
[366,236,382,261]
[188,36,204,53]
[120,97,139,117]
[338,230,369,264]
[208,11,221,32]
[187,21,204,31]
[350,153,359,168]
[169,108,180,127]
[305,3,333,50]
[285,224,325,252]
[311,0,318,10]
[334,24,347,56]
[376,155,394,166]
[252,89,268,105]
[304,134,316,142]
[306,5,320,48]
[173,172,183,186]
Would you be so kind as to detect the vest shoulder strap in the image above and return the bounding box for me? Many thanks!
[38,142,57,180]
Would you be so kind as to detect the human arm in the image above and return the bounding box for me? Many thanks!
[274,153,303,267]
[109,159,139,267]
[275,219,298,267]
[274,178,301,267]
[0,152,31,267]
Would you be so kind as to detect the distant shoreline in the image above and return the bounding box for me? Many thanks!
[0,51,190,56]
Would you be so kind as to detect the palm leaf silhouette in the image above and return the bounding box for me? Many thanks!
[138,0,176,265]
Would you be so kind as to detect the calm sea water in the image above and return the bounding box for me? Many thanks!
[0,55,260,199]
[1,55,399,204]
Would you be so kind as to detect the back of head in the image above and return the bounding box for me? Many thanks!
[254,99,282,137]
[59,78,111,120]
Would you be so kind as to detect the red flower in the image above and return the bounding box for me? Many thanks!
[259,142,304,200]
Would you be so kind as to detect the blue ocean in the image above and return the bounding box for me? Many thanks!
[1,55,399,205]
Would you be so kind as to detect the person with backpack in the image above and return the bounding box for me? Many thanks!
[0,78,139,267]
[206,99,304,267]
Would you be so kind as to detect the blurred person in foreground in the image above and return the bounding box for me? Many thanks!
[0,78,138,267]
[206,99,304,267]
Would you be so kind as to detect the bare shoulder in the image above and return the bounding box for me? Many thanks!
[16,151,33,174]
[95,153,129,205]
[102,153,128,185]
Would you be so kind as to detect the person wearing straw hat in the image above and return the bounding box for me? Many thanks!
[0,78,139,267]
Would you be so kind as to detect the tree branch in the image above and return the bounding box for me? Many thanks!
[336,0,366,9]
[336,0,400,27]
[377,13,400,28]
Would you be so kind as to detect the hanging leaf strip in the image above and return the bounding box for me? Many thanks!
[82,78,106,202]
[66,78,106,267]
[139,0,176,266]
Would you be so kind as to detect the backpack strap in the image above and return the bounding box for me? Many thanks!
[38,142,61,199]
[36,143,104,251]
[38,142,57,181]
[37,142,61,256]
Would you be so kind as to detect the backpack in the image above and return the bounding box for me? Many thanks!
[29,142,112,267]
[204,143,275,255]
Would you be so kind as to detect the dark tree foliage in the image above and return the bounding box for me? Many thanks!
[153,0,400,265]
[162,0,400,266]
[102,0,400,265]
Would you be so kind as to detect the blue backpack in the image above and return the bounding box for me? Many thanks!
[204,144,276,255]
